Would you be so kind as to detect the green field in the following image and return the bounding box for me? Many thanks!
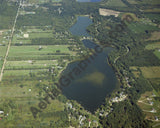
[4,69,48,75]
[9,45,71,54]
[105,0,127,7]
[146,42,160,50]
[7,45,75,60]
[126,0,137,4]
[0,86,38,97]
[0,46,7,57]
[5,60,58,70]
[128,22,159,33]
[154,50,160,59]
[136,0,160,5]
[0,46,7,69]
[140,66,160,78]
[28,0,62,4]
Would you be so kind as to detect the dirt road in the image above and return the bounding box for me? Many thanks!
[0,0,22,81]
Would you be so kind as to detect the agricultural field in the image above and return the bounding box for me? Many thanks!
[147,31,160,41]
[146,42,160,50]
[0,30,10,70]
[5,60,58,70]
[145,41,160,60]
[136,0,160,5]
[154,50,160,59]
[27,0,62,4]
[104,0,127,7]
[144,8,160,13]
[140,66,160,79]
[144,14,160,24]
[128,22,159,34]
[130,66,160,79]
[126,0,137,4]
[2,26,79,82]
[0,25,81,127]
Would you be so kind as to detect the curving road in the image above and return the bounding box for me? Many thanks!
[114,45,129,63]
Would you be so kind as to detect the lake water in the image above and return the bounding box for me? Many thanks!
[77,0,101,2]
[69,16,92,36]
[62,16,117,112]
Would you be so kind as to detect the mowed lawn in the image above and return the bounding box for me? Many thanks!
[29,32,53,38]
[3,69,48,76]
[8,45,74,58]
[0,86,38,98]
[5,60,58,69]
[28,0,61,4]
[140,66,160,78]
[12,30,54,45]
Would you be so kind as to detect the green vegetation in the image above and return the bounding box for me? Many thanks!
[0,0,160,127]
[146,42,160,50]
[154,50,160,59]
[105,0,127,7]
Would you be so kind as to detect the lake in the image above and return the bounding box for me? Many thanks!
[62,16,117,112]
[69,16,92,36]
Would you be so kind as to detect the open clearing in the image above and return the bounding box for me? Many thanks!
[146,42,160,50]
[128,22,158,34]
[140,66,160,79]
[28,0,62,4]
[130,66,160,78]
[99,8,120,17]
[147,31,160,41]
[7,45,75,61]
[154,50,160,59]
[104,0,127,7]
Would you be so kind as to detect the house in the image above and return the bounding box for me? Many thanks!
[66,103,72,109]
[23,34,29,38]
[155,116,158,121]
[151,108,156,113]
[149,101,154,105]
[0,111,4,114]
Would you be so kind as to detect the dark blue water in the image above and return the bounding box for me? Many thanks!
[61,16,117,113]
[69,16,92,36]
[77,0,101,2]
[82,39,98,48]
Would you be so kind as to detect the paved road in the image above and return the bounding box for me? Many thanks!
[0,0,22,81]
